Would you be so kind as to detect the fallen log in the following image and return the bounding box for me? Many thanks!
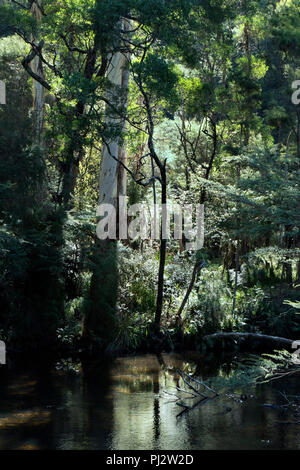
[203,332,294,349]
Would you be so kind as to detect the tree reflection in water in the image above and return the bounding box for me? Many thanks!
[0,352,300,450]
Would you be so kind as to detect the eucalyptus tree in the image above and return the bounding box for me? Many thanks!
[86,0,198,341]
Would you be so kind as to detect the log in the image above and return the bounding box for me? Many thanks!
[203,332,294,349]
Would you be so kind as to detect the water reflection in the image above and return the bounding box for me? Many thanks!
[0,352,299,449]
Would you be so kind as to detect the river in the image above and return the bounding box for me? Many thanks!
[0,352,299,450]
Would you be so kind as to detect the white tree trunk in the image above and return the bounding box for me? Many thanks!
[99,19,130,210]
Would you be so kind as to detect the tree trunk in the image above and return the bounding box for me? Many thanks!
[296,107,300,160]
[232,241,240,317]
[99,45,129,209]
[177,260,203,321]
[31,0,44,145]
[154,164,167,330]
[83,19,130,345]
[176,259,204,345]
[296,260,300,284]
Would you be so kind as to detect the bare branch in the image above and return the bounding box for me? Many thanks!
[95,142,161,187]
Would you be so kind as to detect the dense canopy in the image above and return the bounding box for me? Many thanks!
[0,0,300,354]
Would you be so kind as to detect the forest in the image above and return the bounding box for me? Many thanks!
[1,0,300,454]
[0,0,300,353]
[1,0,300,355]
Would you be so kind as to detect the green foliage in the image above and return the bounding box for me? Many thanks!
[1,0,300,354]
[0,3,36,39]
[132,54,179,108]
[0,35,65,348]
[207,351,294,392]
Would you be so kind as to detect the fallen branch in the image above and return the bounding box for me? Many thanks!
[176,402,192,409]
[184,372,219,397]
[177,370,207,398]
[176,397,209,418]
[174,386,198,397]
[276,420,300,425]
[203,332,294,349]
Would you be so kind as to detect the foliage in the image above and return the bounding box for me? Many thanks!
[1,0,300,353]
[207,351,297,392]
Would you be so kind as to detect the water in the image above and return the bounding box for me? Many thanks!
[0,352,299,450]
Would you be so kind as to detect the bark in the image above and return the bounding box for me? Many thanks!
[31,0,44,145]
[296,260,300,284]
[138,79,168,332]
[296,107,300,160]
[282,225,294,285]
[154,164,167,329]
[200,116,217,205]
[60,47,100,208]
[83,19,130,343]
[175,259,204,346]
[99,40,130,210]
[177,260,203,321]
[232,241,240,317]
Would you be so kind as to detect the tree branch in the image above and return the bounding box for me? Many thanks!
[21,40,51,90]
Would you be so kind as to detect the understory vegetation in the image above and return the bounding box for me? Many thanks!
[0,0,300,354]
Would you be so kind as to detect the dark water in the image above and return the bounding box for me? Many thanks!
[0,352,300,450]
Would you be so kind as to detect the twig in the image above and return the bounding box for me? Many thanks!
[175,387,198,397]
[176,402,191,409]
[279,391,291,405]
[176,397,209,419]
[185,373,219,397]
[162,390,180,399]
[177,370,207,398]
